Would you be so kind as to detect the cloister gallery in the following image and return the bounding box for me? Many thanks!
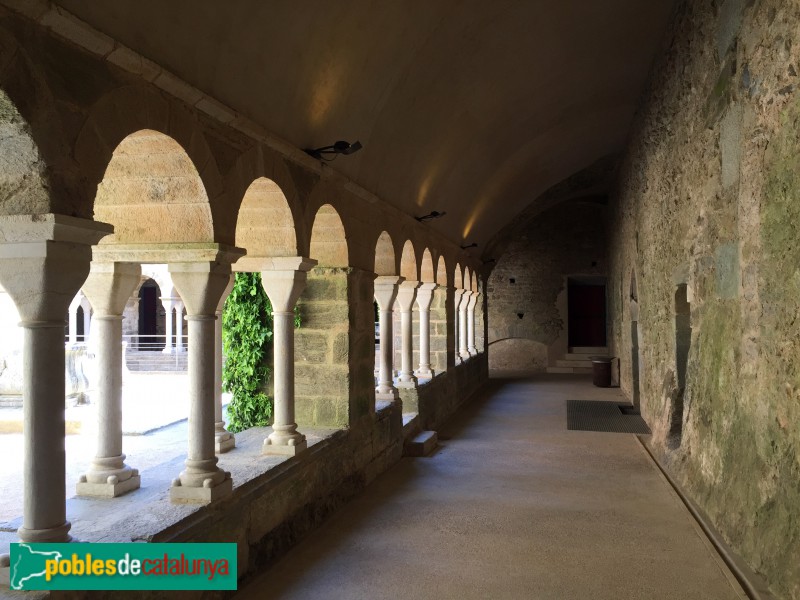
[1,0,800,598]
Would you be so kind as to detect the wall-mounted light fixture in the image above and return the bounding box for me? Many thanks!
[304,140,363,161]
[415,211,447,222]
[483,258,496,265]
[460,243,478,250]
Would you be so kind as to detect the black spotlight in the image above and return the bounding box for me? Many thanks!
[460,243,478,250]
[415,211,447,222]
[304,140,363,161]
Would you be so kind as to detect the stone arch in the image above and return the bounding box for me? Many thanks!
[235,177,298,258]
[464,267,472,291]
[225,146,305,253]
[76,86,225,237]
[375,231,396,276]
[420,249,435,283]
[309,204,348,267]
[400,240,418,281]
[0,32,79,216]
[435,255,448,285]
[454,263,463,289]
[94,130,214,244]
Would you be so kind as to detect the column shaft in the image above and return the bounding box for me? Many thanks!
[21,324,72,542]
[458,291,470,360]
[162,301,174,354]
[415,283,436,378]
[374,276,402,401]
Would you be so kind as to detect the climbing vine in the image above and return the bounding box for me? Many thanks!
[222,272,273,433]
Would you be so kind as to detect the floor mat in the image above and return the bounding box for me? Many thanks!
[567,400,651,434]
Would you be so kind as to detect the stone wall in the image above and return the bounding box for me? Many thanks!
[607,0,800,596]
[487,201,607,373]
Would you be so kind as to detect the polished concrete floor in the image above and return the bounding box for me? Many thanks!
[237,375,745,600]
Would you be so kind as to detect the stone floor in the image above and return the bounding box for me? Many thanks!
[237,374,746,600]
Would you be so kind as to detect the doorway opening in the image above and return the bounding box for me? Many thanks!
[568,276,607,348]
[138,278,164,350]
[629,271,641,409]
[670,283,691,447]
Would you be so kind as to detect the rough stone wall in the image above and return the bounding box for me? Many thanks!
[487,201,607,372]
[607,0,800,596]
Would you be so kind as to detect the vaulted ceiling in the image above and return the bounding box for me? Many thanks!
[58,0,675,252]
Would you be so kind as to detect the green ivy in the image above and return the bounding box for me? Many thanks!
[222,272,273,433]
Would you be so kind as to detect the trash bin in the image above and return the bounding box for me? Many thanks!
[592,357,613,388]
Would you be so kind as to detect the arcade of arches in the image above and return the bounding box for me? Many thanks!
[0,0,799,597]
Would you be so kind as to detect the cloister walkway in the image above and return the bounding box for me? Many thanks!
[237,375,745,600]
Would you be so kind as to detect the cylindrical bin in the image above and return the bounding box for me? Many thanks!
[592,357,613,387]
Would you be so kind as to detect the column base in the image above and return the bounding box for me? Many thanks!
[415,368,434,379]
[468,348,478,356]
[161,347,174,355]
[18,521,72,543]
[215,432,236,454]
[459,351,471,361]
[170,472,232,504]
[376,388,400,401]
[263,436,307,456]
[396,377,418,389]
[77,471,140,498]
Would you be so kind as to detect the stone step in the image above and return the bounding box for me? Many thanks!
[404,430,438,457]
[402,413,420,439]
[570,346,609,355]
[563,353,606,361]
[556,359,593,368]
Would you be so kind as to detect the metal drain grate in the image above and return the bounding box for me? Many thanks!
[567,400,651,434]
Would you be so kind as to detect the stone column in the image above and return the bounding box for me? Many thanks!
[80,296,92,341]
[161,299,174,354]
[395,280,420,388]
[261,257,317,455]
[0,214,111,543]
[458,290,471,361]
[415,282,437,378]
[453,288,466,363]
[214,275,235,453]
[467,291,479,356]
[77,262,142,498]
[68,294,81,344]
[174,300,185,353]
[374,275,403,401]
[168,260,235,503]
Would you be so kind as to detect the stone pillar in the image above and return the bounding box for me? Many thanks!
[80,296,92,341]
[395,280,419,388]
[77,262,142,498]
[467,291,479,356]
[453,288,466,363]
[161,299,174,354]
[174,300,185,353]
[215,275,235,453]
[0,214,111,543]
[261,257,317,455]
[458,290,471,361]
[415,282,437,378]
[168,260,235,503]
[374,275,403,401]
[68,294,81,344]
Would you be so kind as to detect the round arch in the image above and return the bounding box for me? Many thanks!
[235,177,298,258]
[400,240,417,281]
[94,130,214,244]
[454,263,463,289]
[375,231,396,276]
[435,255,448,285]
[420,249,435,283]
[310,204,349,267]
